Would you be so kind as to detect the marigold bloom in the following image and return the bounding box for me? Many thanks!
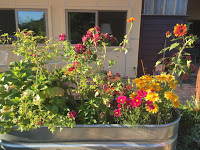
[173,24,187,37]
[127,17,136,22]
[172,100,180,108]
[114,109,121,117]
[129,92,138,99]
[164,91,179,102]
[155,74,168,82]
[116,96,127,104]
[146,92,160,102]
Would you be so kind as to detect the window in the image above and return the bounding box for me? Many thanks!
[143,0,188,15]
[0,9,47,42]
[67,10,127,45]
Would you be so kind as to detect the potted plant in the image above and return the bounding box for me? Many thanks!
[0,18,181,149]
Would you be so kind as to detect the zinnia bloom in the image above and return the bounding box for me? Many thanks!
[173,24,187,37]
[131,96,142,107]
[114,109,121,117]
[127,17,136,22]
[69,110,77,118]
[75,43,87,54]
[116,96,127,104]
[137,89,147,97]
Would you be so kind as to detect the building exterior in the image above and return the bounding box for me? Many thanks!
[0,0,199,78]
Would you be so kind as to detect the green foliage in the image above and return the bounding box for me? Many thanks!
[177,99,200,150]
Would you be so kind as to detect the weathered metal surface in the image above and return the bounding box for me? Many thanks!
[0,110,181,150]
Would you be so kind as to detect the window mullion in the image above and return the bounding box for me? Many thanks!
[152,0,155,15]
[163,0,166,15]
[95,11,98,26]
[174,0,177,15]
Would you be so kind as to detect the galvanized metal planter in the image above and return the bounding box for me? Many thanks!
[0,110,181,150]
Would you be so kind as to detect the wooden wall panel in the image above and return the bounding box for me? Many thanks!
[97,0,129,7]
[15,0,48,6]
[65,0,96,7]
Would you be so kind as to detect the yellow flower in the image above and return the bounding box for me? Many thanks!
[155,74,168,82]
[166,74,175,82]
[168,82,176,90]
[130,92,138,99]
[146,92,160,102]
[164,91,179,101]
[172,100,181,108]
[146,103,159,114]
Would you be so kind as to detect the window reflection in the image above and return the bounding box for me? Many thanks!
[18,11,46,37]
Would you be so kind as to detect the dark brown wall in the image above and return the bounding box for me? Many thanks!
[137,15,188,77]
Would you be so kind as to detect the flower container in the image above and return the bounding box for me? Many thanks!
[0,109,180,150]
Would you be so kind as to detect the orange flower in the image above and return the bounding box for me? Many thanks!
[127,17,136,22]
[166,31,170,37]
[173,24,187,37]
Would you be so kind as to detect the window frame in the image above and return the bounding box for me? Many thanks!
[142,0,188,16]
[66,9,98,42]
[15,8,49,39]
[66,9,128,46]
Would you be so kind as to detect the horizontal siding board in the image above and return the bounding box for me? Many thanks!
[16,0,48,6]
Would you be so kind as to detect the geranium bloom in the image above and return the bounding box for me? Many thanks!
[69,110,77,118]
[137,89,147,97]
[116,96,127,104]
[59,33,66,41]
[114,109,121,117]
[127,17,136,22]
[68,66,75,72]
[94,26,100,33]
[173,24,187,37]
[82,35,87,43]
[75,43,87,54]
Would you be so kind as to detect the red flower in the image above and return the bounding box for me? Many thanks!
[117,104,121,108]
[186,55,191,60]
[94,26,100,33]
[114,109,121,117]
[182,73,190,80]
[68,67,75,71]
[127,17,136,22]
[116,73,121,77]
[75,43,87,54]
[173,24,187,37]
[73,61,79,66]
[59,33,66,41]
[126,85,131,90]
[86,30,93,39]
[69,110,77,118]
[116,96,127,104]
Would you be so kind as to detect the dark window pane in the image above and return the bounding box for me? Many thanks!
[154,0,164,14]
[18,11,46,37]
[165,0,175,15]
[68,12,95,44]
[143,0,153,14]
[0,9,16,41]
[99,11,127,46]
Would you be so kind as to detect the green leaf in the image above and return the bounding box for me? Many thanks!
[108,60,116,67]
[51,105,59,114]
[113,48,120,51]
[158,47,170,54]
[170,43,179,50]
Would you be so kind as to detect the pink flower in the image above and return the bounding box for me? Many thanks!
[101,33,110,41]
[116,96,127,104]
[137,90,147,97]
[186,55,191,60]
[59,33,66,41]
[86,30,93,39]
[117,104,122,108]
[94,26,100,33]
[110,35,115,42]
[126,98,132,106]
[73,61,79,66]
[75,43,87,54]
[146,100,155,110]
[82,35,87,43]
[69,110,77,118]
[69,67,75,71]
[114,109,121,117]
[130,96,141,107]
[116,73,121,77]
